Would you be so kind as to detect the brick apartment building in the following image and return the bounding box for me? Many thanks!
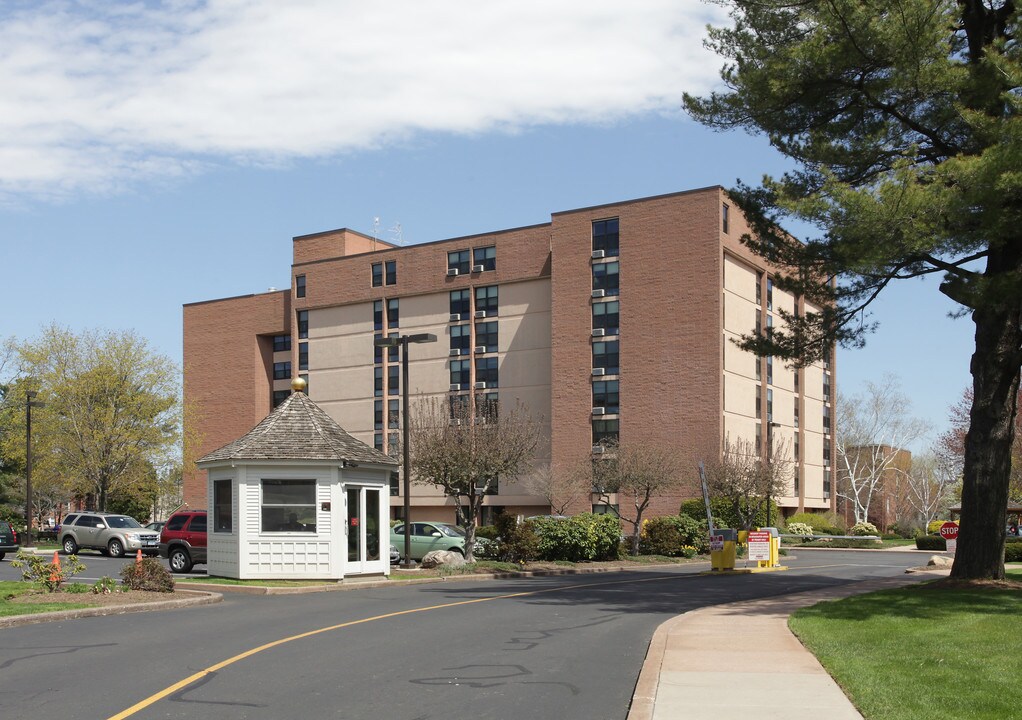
[183,186,837,524]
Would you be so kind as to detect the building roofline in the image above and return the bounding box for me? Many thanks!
[550,185,725,218]
[183,288,288,309]
[292,227,397,247]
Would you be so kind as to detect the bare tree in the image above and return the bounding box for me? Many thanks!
[904,450,961,529]
[408,394,540,561]
[704,434,793,532]
[520,462,587,516]
[584,439,686,555]
[837,376,930,524]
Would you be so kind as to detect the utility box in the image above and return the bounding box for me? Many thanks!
[754,527,781,568]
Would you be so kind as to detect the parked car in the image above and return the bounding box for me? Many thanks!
[390,521,466,561]
[0,521,19,560]
[390,544,401,564]
[145,521,166,533]
[159,510,207,573]
[59,512,160,558]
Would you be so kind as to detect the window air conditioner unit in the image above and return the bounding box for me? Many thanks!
[592,445,605,454]
[592,407,606,416]
[474,346,486,354]
[447,268,460,277]
[592,368,606,376]
[592,250,605,259]
[449,418,462,426]
[449,349,462,356]
[592,289,605,298]
[449,384,462,392]
[474,381,487,389]
[472,265,485,273]
[592,328,606,337]
[449,313,461,322]
[474,310,487,318]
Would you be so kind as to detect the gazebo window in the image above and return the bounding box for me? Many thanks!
[213,480,232,533]
[261,479,316,532]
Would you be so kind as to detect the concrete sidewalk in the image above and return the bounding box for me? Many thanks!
[628,570,947,720]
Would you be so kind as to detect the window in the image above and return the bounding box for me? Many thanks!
[385,260,397,285]
[295,274,306,298]
[388,432,400,457]
[793,467,800,495]
[213,480,232,533]
[450,324,471,355]
[794,370,800,392]
[794,399,799,428]
[722,203,730,234]
[592,418,619,445]
[372,263,383,287]
[592,340,620,374]
[373,300,383,331]
[767,388,773,423]
[448,249,470,274]
[273,335,291,352]
[450,359,470,388]
[388,365,399,394]
[592,261,619,295]
[476,357,498,387]
[261,479,316,533]
[824,443,831,467]
[450,289,471,318]
[473,245,496,271]
[756,424,762,456]
[767,355,773,385]
[592,503,620,517]
[823,405,831,434]
[273,389,289,408]
[756,393,762,419]
[475,321,497,352]
[297,310,308,339]
[387,331,399,362]
[374,334,384,364]
[592,301,620,335]
[756,314,762,336]
[477,392,499,420]
[300,374,309,393]
[767,278,773,310]
[388,299,399,329]
[449,393,469,418]
[374,367,383,397]
[273,361,291,380]
[592,218,620,257]
[756,356,762,380]
[756,271,763,305]
[390,471,400,496]
[823,375,831,401]
[298,342,308,371]
[475,285,498,316]
[593,380,619,414]
[388,399,399,429]
[374,433,383,452]
[374,400,384,430]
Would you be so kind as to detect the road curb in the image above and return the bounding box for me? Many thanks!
[0,589,223,629]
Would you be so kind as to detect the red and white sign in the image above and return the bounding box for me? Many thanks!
[748,531,771,561]
[939,522,959,540]
[709,535,724,552]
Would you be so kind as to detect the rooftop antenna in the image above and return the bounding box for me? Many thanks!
[372,216,380,252]
[389,221,403,246]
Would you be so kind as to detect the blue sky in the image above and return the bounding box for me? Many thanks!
[0,1,973,450]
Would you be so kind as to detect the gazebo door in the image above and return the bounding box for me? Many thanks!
[345,486,385,574]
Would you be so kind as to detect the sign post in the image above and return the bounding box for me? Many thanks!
[747,531,771,562]
[939,521,959,554]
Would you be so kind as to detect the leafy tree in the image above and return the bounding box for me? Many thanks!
[520,461,588,516]
[585,439,686,555]
[408,394,541,562]
[6,325,180,513]
[685,0,1022,579]
[904,450,961,529]
[836,376,929,524]
[703,435,792,531]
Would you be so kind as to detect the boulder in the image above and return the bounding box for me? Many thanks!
[927,555,953,567]
[420,550,466,569]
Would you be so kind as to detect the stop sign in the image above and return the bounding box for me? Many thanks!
[940,521,959,540]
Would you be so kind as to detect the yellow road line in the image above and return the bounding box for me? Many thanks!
[108,572,695,719]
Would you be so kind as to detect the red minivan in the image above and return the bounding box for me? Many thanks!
[159,510,207,573]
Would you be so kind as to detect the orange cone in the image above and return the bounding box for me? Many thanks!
[136,549,143,564]
[50,552,60,585]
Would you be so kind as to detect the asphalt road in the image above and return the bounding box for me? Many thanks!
[0,551,923,720]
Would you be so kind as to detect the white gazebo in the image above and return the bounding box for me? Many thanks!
[196,378,398,580]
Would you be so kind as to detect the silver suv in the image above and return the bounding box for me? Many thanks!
[59,512,160,558]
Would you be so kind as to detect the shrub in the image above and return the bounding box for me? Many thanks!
[484,514,539,564]
[915,534,947,551]
[927,519,950,535]
[533,513,621,562]
[889,522,922,539]
[786,522,814,537]
[475,525,499,540]
[785,511,843,535]
[63,582,90,594]
[849,521,880,536]
[92,577,121,594]
[10,550,87,592]
[1006,541,1022,563]
[120,558,175,592]
[641,515,706,556]
[679,498,779,531]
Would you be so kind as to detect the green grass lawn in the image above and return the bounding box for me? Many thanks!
[0,580,100,617]
[789,572,1022,720]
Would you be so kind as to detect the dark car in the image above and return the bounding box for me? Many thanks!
[159,510,207,573]
[0,521,19,560]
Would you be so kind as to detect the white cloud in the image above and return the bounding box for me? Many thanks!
[0,0,727,198]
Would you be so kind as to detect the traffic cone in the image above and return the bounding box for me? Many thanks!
[50,552,61,585]
[136,549,143,564]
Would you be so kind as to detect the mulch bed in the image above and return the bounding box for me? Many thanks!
[12,589,178,606]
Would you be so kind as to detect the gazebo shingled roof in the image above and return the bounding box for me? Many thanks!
[197,390,398,467]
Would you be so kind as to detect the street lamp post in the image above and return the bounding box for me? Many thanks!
[766,421,781,528]
[374,332,436,568]
[24,390,45,548]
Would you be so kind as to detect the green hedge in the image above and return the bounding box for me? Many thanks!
[640,515,707,556]
[786,511,844,535]
[915,534,947,551]
[1006,543,1022,563]
[531,513,621,562]
[679,498,779,531]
